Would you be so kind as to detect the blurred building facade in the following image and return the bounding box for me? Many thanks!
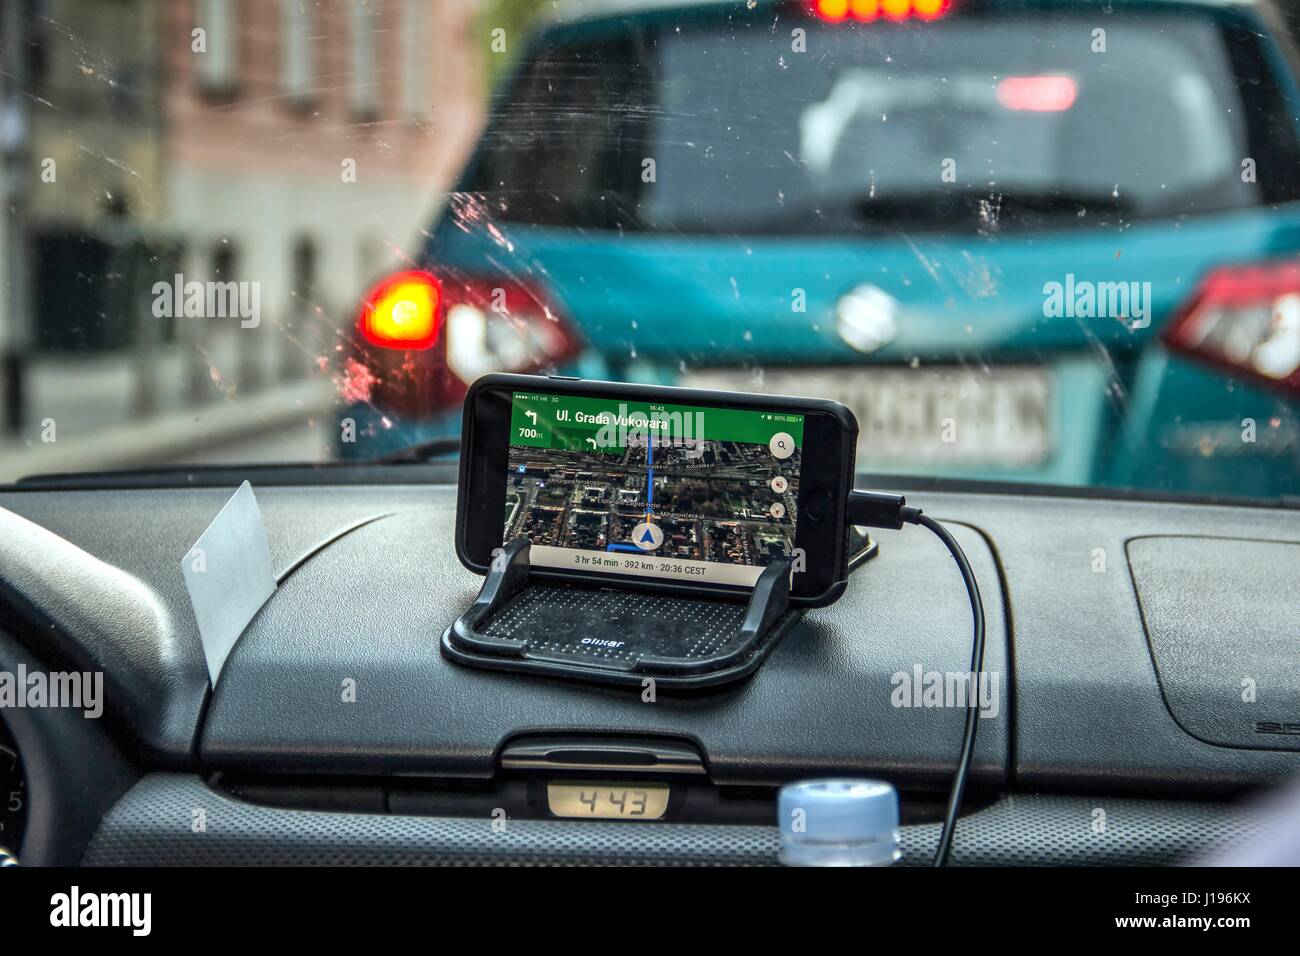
[2,0,487,446]
[162,0,486,388]
[15,0,166,361]
[26,0,166,227]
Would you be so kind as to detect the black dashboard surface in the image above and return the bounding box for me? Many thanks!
[2,481,1296,802]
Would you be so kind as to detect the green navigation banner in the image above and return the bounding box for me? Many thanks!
[509,391,804,454]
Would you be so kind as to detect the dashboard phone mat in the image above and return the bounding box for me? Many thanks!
[483,584,750,663]
[442,538,802,689]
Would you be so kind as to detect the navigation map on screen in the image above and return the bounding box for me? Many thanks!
[504,391,804,587]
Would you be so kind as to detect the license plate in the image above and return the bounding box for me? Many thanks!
[680,366,1053,468]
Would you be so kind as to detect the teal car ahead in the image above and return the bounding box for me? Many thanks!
[339,0,1300,500]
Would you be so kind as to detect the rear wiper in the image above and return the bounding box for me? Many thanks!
[726,187,1132,235]
[854,188,1130,227]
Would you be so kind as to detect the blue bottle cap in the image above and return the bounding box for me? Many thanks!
[778,779,900,866]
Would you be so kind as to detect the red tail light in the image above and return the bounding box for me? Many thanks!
[349,270,583,415]
[812,0,951,22]
[359,270,442,350]
[1162,261,1300,396]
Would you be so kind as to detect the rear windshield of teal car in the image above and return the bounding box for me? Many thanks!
[466,8,1300,234]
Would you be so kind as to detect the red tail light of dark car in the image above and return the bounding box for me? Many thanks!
[347,269,583,416]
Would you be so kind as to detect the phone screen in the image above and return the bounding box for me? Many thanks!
[503,389,805,588]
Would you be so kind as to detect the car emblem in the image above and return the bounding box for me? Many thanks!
[836,284,899,354]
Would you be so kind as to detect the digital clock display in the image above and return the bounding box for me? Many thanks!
[546,782,670,820]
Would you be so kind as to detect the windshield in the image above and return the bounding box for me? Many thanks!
[1,0,1298,500]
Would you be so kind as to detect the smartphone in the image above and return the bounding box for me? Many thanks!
[456,373,859,607]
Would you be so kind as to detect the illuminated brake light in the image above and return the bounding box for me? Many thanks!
[1162,261,1300,396]
[813,0,950,21]
[815,0,850,21]
[997,76,1078,112]
[350,269,584,416]
[359,270,442,350]
[911,0,949,19]
[847,0,876,21]
[881,0,910,21]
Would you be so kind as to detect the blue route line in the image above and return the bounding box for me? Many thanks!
[646,429,653,518]
[607,432,656,553]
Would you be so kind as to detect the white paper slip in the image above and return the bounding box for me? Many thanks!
[181,481,277,686]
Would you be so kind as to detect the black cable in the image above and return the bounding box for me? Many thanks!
[846,492,987,866]
[912,512,986,866]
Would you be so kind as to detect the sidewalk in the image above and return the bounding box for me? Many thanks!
[0,343,337,481]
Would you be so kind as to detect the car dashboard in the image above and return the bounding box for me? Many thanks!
[0,472,1296,866]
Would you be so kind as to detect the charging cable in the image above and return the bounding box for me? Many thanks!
[846,491,987,867]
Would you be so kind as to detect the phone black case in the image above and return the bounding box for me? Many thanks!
[444,373,860,688]
[454,372,859,607]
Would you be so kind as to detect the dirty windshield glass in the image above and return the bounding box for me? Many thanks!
[1,0,1297,498]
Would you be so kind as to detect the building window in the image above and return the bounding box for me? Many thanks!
[291,236,317,304]
[195,0,239,95]
[349,2,379,119]
[212,242,238,287]
[280,0,314,106]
